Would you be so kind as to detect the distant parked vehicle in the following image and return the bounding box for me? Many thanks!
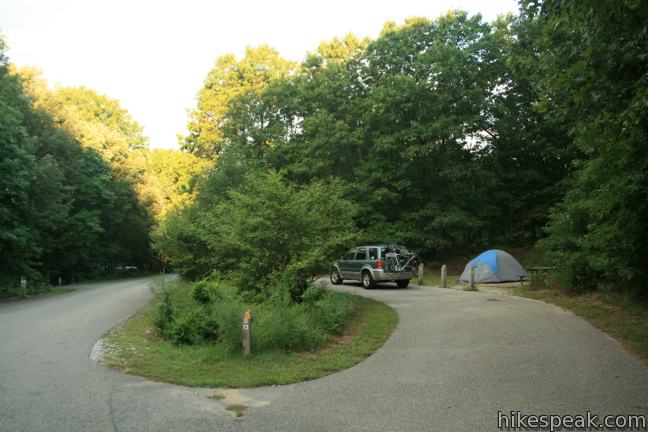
[115,265,139,272]
[330,244,417,289]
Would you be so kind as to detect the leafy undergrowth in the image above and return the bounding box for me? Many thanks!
[0,287,75,301]
[515,287,648,364]
[101,286,397,387]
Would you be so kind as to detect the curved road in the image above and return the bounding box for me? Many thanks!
[1,277,647,431]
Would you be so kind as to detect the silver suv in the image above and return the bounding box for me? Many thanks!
[330,244,417,289]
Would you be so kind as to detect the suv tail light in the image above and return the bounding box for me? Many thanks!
[376,260,382,269]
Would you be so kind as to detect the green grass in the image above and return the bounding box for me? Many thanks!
[101,288,398,388]
[88,271,159,282]
[515,286,648,364]
[226,404,247,417]
[420,271,460,287]
[0,287,76,301]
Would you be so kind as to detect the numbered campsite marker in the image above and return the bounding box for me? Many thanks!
[242,310,252,356]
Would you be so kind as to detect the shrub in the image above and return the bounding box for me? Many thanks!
[157,280,358,354]
[154,286,175,337]
[158,170,359,300]
[306,289,357,335]
[211,297,246,352]
[253,301,326,352]
[160,279,245,347]
[191,278,238,305]
[169,306,220,345]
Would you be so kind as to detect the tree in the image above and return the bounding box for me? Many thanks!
[270,34,369,182]
[480,14,579,243]
[182,45,297,159]
[352,13,501,254]
[142,149,210,221]
[0,51,38,280]
[526,1,648,294]
[177,13,559,259]
[0,49,156,288]
[157,171,358,300]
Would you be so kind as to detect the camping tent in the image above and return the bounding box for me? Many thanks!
[460,249,528,283]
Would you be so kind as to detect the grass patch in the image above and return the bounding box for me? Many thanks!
[101,284,398,387]
[226,404,247,417]
[515,286,648,364]
[0,287,76,301]
[420,272,460,287]
[87,271,159,283]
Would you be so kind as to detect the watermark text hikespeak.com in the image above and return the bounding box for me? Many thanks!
[498,411,647,431]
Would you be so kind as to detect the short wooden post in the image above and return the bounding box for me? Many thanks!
[417,263,424,285]
[466,266,475,291]
[20,276,27,297]
[242,310,252,356]
[441,265,447,288]
[58,276,62,287]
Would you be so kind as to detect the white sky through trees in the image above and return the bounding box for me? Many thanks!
[2,0,518,149]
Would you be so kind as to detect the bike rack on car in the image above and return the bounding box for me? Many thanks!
[383,244,417,280]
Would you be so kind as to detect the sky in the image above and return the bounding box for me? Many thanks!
[2,0,519,149]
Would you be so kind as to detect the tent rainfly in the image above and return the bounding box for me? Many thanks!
[460,249,528,283]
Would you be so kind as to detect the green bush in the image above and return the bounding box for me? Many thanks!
[253,301,326,352]
[155,280,358,354]
[169,306,220,345]
[0,272,52,299]
[155,279,245,347]
[157,170,359,301]
[191,278,238,305]
[211,297,246,352]
[306,289,357,335]
[154,286,175,337]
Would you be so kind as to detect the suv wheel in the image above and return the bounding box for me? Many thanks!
[396,279,410,288]
[330,268,343,285]
[362,271,376,289]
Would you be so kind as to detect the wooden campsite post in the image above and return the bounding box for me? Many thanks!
[242,310,252,356]
[441,265,448,288]
[20,276,27,297]
[418,263,424,285]
[466,266,475,291]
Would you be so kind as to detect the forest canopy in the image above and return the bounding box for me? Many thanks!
[2,0,646,298]
[163,4,646,297]
[0,45,207,292]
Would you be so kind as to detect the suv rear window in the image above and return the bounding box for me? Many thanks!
[369,248,378,260]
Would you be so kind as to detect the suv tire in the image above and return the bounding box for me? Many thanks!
[330,268,343,285]
[362,271,376,289]
[396,279,410,288]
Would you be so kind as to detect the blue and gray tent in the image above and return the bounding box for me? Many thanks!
[460,249,528,283]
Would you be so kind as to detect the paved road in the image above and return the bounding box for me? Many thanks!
[1,278,647,432]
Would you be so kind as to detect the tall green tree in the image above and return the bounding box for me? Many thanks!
[182,45,297,159]
[352,13,502,253]
[527,1,648,294]
[481,15,579,243]
[156,171,358,300]
[271,34,369,182]
[143,148,210,221]
[0,43,156,288]
[176,12,555,260]
[0,46,38,279]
